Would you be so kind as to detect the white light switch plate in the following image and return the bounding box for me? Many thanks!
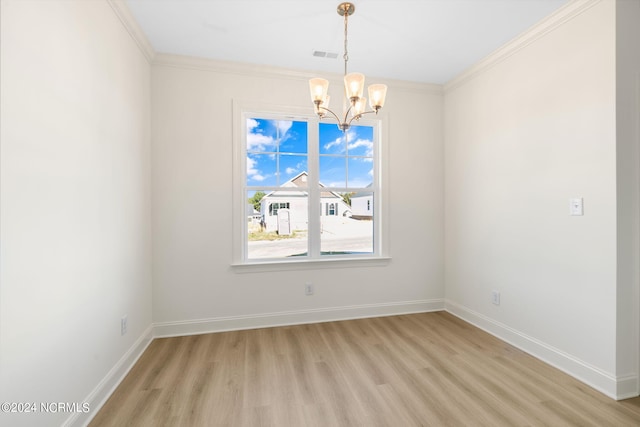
[569,198,583,216]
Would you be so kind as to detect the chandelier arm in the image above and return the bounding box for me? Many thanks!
[341,105,354,124]
[318,106,344,124]
[346,108,381,127]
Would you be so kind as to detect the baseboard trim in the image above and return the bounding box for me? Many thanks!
[64,325,154,427]
[153,299,444,338]
[444,300,634,400]
[617,374,640,400]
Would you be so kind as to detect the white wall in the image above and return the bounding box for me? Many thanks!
[150,56,444,333]
[0,1,152,426]
[615,0,640,396]
[444,0,638,398]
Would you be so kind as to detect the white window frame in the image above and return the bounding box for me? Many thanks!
[232,101,390,271]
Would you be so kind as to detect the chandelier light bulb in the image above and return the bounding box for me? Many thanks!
[344,72,365,101]
[309,78,329,103]
[368,84,388,110]
[352,97,367,117]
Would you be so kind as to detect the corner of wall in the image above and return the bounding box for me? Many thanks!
[106,0,156,62]
[445,301,622,399]
[65,327,154,427]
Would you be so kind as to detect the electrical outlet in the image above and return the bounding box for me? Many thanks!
[121,315,128,335]
[491,291,500,306]
[305,283,314,296]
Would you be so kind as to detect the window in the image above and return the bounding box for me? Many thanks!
[233,103,387,265]
[269,202,290,216]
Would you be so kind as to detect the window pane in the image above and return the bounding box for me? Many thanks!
[319,123,348,154]
[280,155,307,182]
[247,154,277,186]
[279,121,307,153]
[321,192,373,255]
[347,157,373,188]
[345,125,374,156]
[247,118,278,152]
[320,156,346,187]
[247,190,308,259]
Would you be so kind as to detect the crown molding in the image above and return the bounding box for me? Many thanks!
[443,0,601,93]
[152,53,443,95]
[107,0,156,63]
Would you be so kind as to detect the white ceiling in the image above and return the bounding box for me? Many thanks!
[125,0,569,84]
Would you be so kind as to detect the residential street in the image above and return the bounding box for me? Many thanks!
[248,218,373,258]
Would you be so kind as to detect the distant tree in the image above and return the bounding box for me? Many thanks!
[341,192,354,206]
[248,191,266,211]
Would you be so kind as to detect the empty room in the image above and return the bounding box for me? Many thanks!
[1,0,640,426]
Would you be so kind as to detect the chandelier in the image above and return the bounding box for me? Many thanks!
[309,2,388,132]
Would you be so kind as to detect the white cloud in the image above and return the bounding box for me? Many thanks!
[348,138,373,156]
[247,157,258,175]
[284,160,306,177]
[324,138,342,151]
[247,156,266,182]
[277,120,293,135]
[247,118,259,131]
[247,119,294,151]
[323,129,373,155]
[247,119,275,151]
[247,132,276,151]
[323,129,354,152]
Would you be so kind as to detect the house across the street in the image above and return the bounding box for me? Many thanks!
[260,172,352,233]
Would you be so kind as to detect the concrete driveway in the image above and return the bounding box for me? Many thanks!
[248,217,373,259]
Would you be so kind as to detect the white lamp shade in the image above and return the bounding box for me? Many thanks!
[352,97,366,117]
[344,72,365,100]
[323,95,330,109]
[368,84,387,110]
[309,78,329,103]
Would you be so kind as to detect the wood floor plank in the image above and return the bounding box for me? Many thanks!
[90,313,640,426]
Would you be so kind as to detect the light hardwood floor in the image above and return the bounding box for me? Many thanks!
[90,312,640,426]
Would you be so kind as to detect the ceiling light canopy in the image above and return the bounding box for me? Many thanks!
[309,2,387,132]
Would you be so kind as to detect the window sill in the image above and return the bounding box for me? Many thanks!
[231,256,391,273]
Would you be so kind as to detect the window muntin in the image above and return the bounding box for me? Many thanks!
[240,110,381,263]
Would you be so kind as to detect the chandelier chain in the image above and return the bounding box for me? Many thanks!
[343,8,349,76]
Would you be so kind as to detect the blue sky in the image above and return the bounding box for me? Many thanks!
[247,118,373,189]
